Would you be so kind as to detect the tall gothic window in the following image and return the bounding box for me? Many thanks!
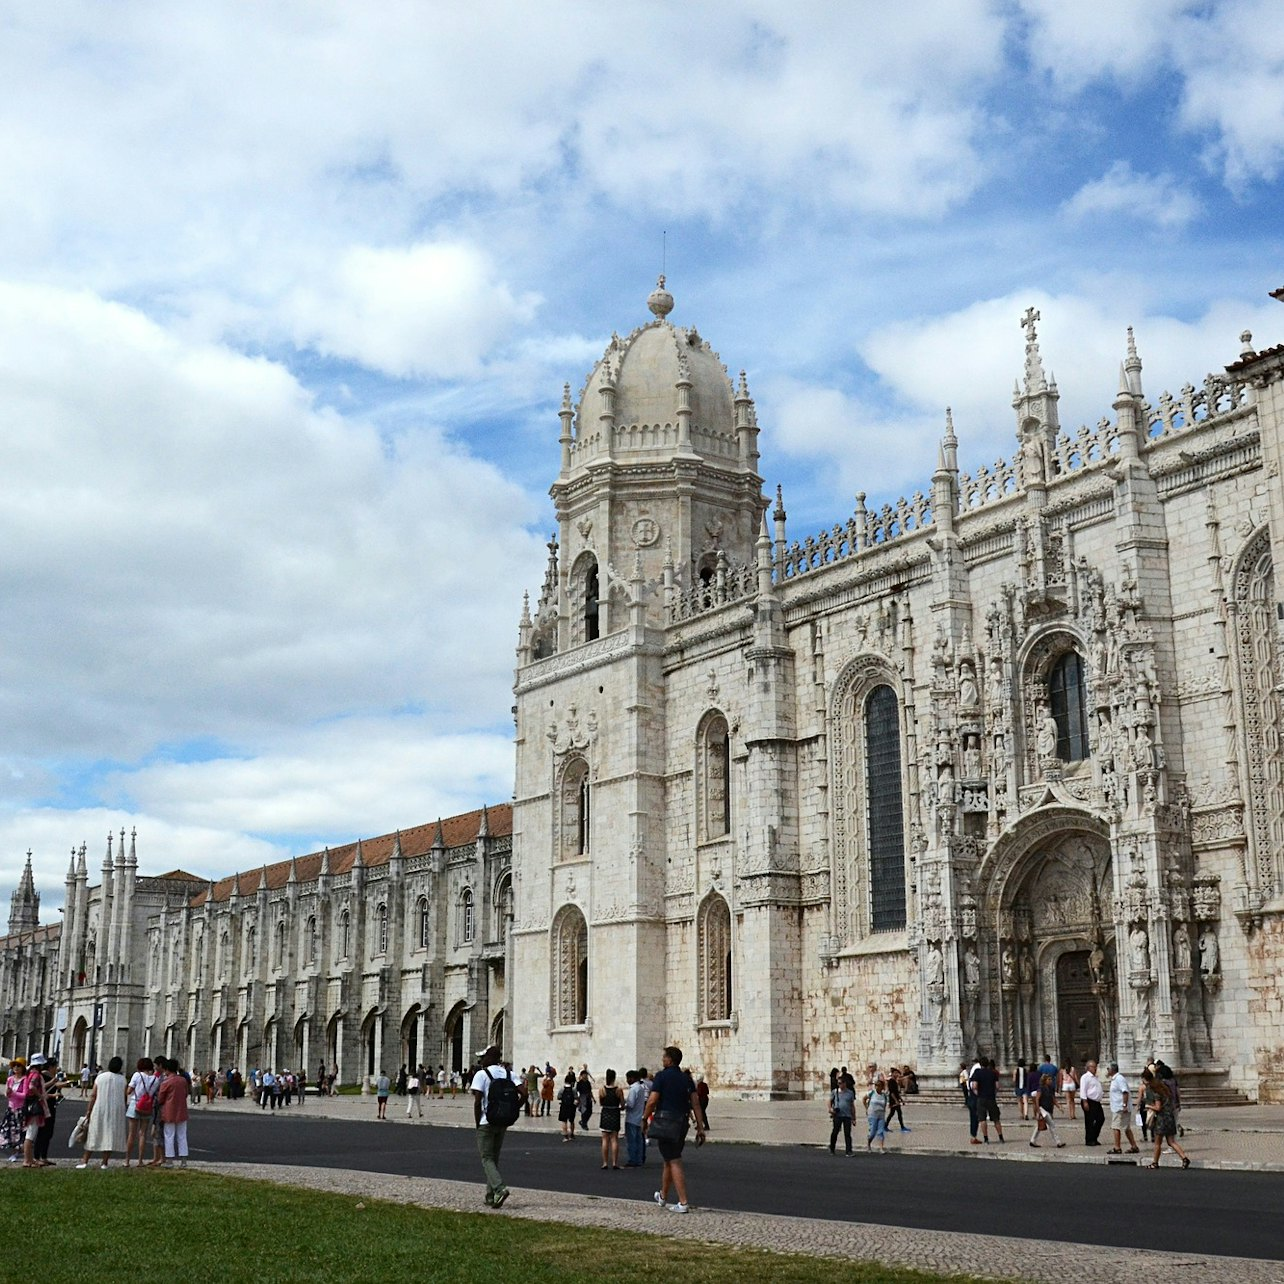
[246,925,256,972]
[376,903,388,955]
[417,897,430,951]
[698,894,732,1022]
[584,563,600,641]
[459,888,474,944]
[1049,652,1090,761]
[552,903,589,1026]
[217,930,229,981]
[559,758,591,859]
[338,909,350,959]
[699,713,732,841]
[305,916,318,966]
[274,920,286,970]
[495,876,513,946]
[866,684,907,931]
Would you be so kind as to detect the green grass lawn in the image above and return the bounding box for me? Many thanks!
[8,1169,991,1283]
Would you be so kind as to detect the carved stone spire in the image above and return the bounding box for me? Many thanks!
[8,850,39,933]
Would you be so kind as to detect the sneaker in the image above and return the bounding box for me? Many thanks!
[667,1202,689,1214]
[653,1191,665,1205]
[1055,1142,1066,1148]
[900,1127,912,1133]
[74,1162,90,1169]
[1029,1141,1038,1147]
[493,1190,509,1208]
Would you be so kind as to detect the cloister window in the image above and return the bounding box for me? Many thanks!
[305,916,318,966]
[552,903,589,1026]
[274,920,286,970]
[865,684,907,931]
[584,563,600,641]
[417,897,430,951]
[246,925,256,972]
[698,894,732,1022]
[338,909,350,959]
[376,903,388,955]
[699,713,732,840]
[1048,652,1090,761]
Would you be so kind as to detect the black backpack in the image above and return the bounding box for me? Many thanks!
[484,1069,521,1128]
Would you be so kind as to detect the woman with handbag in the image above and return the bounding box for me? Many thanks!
[20,1054,50,1168]
[125,1057,160,1167]
[1142,1068,1190,1169]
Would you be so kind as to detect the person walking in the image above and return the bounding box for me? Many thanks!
[1028,1072,1065,1148]
[643,1044,706,1213]
[77,1055,127,1169]
[1106,1061,1140,1155]
[524,1065,539,1117]
[598,1069,624,1169]
[575,1068,594,1131]
[885,1068,911,1133]
[375,1070,391,1119]
[969,1057,1005,1143]
[157,1057,191,1167]
[19,1054,50,1168]
[828,1070,855,1155]
[1141,1068,1189,1168]
[623,1069,647,1166]
[864,1075,889,1152]
[1078,1059,1105,1147]
[470,1044,526,1208]
[558,1071,578,1140]
[32,1054,67,1166]
[406,1069,423,1118]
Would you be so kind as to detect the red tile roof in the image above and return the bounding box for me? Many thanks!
[190,803,512,907]
[0,922,62,950]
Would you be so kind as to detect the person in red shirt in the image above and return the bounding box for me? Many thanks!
[156,1058,191,1167]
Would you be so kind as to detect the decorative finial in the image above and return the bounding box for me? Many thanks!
[1020,306,1047,394]
[1241,329,1255,358]
[561,382,572,411]
[647,274,674,320]
[944,406,956,441]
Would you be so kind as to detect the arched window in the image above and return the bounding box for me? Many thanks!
[584,563,600,641]
[417,898,430,951]
[376,904,388,955]
[338,909,350,959]
[246,925,257,972]
[305,916,317,966]
[459,888,474,944]
[217,930,229,981]
[699,712,732,841]
[496,876,513,945]
[866,684,906,931]
[552,904,589,1026]
[559,757,591,859]
[698,894,732,1022]
[1048,651,1090,761]
[274,920,286,970]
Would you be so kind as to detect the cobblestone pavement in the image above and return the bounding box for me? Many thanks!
[204,1087,1284,1171]
[212,1159,1284,1284]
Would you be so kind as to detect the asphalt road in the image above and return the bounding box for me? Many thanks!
[185,1111,1284,1262]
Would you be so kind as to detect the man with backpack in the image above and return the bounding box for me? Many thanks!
[470,1044,526,1208]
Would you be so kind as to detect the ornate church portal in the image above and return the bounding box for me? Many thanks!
[988,825,1115,1065]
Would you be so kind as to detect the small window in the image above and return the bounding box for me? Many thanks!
[338,909,350,959]
[274,921,286,970]
[1049,652,1090,761]
[417,898,430,951]
[376,904,388,955]
[460,888,474,944]
[246,925,257,971]
[305,916,317,966]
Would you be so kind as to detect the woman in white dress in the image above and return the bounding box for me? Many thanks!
[77,1056,128,1168]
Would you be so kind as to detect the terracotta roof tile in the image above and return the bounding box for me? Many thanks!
[0,922,62,950]
[190,802,511,907]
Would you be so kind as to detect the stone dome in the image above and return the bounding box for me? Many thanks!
[574,281,736,450]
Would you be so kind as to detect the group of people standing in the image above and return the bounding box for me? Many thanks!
[827,1064,914,1154]
[2,1053,192,1169]
[958,1051,1192,1167]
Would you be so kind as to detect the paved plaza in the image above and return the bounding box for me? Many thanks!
[145,1087,1284,1282]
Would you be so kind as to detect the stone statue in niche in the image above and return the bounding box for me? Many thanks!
[1089,941,1107,987]
[1037,706,1058,759]
[1173,922,1192,973]
[1198,927,1220,977]
[1129,925,1150,975]
[987,658,1005,711]
[925,942,945,990]
[959,661,979,711]
[964,947,981,991]
[1019,950,1034,984]
[1001,944,1016,984]
[963,736,982,780]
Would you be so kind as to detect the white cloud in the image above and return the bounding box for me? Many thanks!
[0,279,542,773]
[280,241,540,379]
[1063,162,1200,228]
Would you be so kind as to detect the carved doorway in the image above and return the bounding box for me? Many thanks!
[1056,950,1099,1066]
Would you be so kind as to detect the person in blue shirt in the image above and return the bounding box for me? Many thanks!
[643,1045,707,1214]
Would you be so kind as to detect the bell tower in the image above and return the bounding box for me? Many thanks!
[526,278,764,656]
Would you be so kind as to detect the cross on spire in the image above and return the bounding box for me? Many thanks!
[1021,307,1040,344]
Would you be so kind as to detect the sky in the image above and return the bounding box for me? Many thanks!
[3,1,1284,921]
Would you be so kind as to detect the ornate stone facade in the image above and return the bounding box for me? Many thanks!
[1,808,511,1083]
[511,280,1284,1100]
